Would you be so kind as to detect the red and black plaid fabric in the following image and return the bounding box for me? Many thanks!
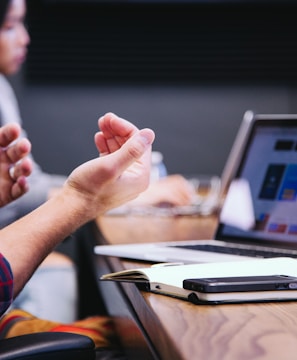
[0,253,13,317]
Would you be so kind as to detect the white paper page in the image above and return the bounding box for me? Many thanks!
[142,257,297,289]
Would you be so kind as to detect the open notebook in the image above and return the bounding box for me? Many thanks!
[100,257,297,304]
[95,111,297,264]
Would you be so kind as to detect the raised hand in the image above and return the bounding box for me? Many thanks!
[65,112,155,217]
[0,123,32,207]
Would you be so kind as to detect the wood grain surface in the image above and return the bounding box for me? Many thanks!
[97,214,297,360]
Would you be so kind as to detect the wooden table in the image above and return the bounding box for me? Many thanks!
[94,214,297,360]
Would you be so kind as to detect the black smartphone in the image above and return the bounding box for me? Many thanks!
[183,275,297,293]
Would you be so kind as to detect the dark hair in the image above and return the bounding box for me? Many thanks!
[0,0,10,28]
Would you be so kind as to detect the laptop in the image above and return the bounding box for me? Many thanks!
[95,111,297,264]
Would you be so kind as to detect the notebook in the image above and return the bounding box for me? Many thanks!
[95,111,297,264]
[100,258,297,304]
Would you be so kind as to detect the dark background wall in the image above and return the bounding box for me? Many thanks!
[10,0,297,177]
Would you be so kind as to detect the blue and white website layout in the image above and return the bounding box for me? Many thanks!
[223,125,297,244]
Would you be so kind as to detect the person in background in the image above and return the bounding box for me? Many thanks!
[0,0,78,323]
[0,0,194,323]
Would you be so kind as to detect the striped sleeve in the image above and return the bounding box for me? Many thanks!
[0,254,13,317]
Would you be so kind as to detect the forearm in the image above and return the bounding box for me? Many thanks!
[0,190,93,297]
[0,113,155,298]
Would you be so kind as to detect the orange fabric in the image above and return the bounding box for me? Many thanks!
[0,309,117,348]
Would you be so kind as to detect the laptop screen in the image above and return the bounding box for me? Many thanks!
[217,115,297,249]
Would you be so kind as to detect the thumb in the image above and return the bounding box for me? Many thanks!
[108,128,155,175]
[101,129,155,177]
[123,128,155,158]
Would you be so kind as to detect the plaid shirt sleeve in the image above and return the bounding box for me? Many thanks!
[0,254,13,317]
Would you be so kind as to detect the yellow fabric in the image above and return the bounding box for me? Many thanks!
[0,309,117,348]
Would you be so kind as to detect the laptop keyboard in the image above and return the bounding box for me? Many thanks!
[173,243,297,258]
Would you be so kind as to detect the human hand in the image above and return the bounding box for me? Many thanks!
[0,123,32,207]
[129,174,196,207]
[64,113,155,218]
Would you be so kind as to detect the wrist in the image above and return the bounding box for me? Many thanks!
[56,184,107,225]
